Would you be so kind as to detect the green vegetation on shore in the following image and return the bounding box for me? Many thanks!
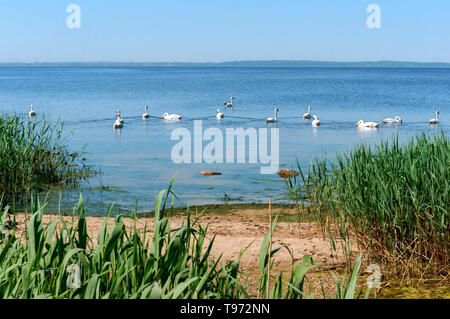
[0,189,368,299]
[286,133,449,279]
[0,114,93,206]
[143,203,294,216]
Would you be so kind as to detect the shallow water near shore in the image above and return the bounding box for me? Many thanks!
[0,65,449,215]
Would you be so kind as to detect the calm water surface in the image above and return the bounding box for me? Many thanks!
[0,66,448,215]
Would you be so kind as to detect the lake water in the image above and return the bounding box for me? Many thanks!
[0,65,449,215]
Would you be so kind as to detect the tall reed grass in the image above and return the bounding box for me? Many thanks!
[286,133,449,278]
[0,114,93,205]
[0,186,367,299]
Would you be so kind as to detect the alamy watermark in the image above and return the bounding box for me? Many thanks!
[67,4,81,29]
[67,264,81,289]
[366,4,381,29]
[366,264,382,289]
[170,120,279,174]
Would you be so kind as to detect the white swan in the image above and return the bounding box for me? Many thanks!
[312,115,320,126]
[115,110,124,123]
[383,116,402,124]
[216,108,224,119]
[357,120,379,128]
[429,110,440,124]
[266,107,279,123]
[142,105,150,119]
[113,110,124,128]
[224,96,234,108]
[29,104,36,117]
[162,112,183,120]
[303,106,312,119]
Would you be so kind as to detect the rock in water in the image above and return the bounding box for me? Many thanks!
[200,171,222,176]
[277,169,299,179]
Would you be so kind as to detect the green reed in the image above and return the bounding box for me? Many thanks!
[0,184,367,299]
[0,114,93,206]
[286,132,449,277]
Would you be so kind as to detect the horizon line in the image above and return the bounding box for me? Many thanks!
[1,59,450,66]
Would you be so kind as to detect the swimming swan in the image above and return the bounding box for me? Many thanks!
[162,112,183,120]
[357,120,379,128]
[142,105,150,119]
[29,104,36,117]
[303,106,312,119]
[216,108,224,119]
[383,116,402,124]
[266,107,279,123]
[312,115,320,126]
[224,96,235,108]
[115,110,124,123]
[429,110,440,124]
[113,110,124,128]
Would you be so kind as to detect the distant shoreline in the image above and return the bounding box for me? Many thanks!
[1,60,450,68]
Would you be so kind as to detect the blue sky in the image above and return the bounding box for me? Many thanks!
[0,0,449,62]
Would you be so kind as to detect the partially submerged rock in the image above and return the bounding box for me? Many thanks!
[277,169,299,179]
[200,171,222,176]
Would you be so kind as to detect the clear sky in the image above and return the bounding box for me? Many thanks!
[0,0,449,62]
